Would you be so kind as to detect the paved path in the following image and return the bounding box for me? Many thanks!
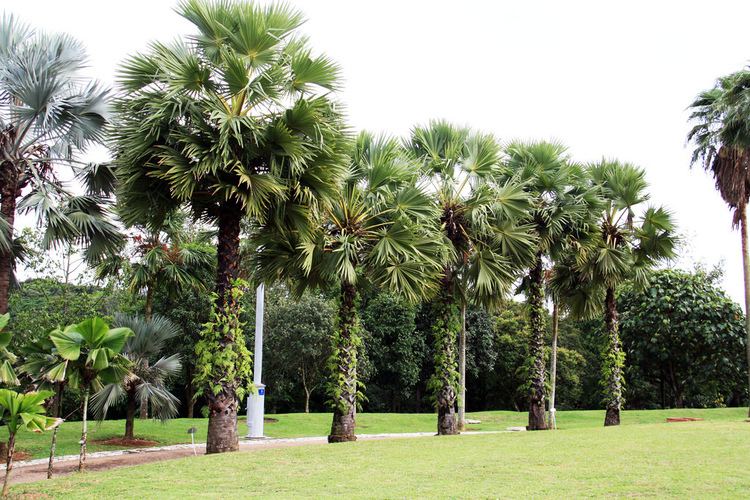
[6,430,508,485]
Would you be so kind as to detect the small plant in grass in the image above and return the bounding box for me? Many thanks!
[48,318,132,470]
[0,389,61,496]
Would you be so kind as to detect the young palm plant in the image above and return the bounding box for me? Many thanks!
[553,161,676,426]
[0,15,121,314]
[0,389,60,497]
[688,70,750,416]
[113,0,348,453]
[505,141,600,431]
[91,314,182,440]
[408,121,536,435]
[255,132,445,442]
[48,318,132,470]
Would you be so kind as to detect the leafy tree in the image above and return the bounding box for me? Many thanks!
[264,289,333,413]
[114,0,348,453]
[0,14,121,314]
[619,269,747,408]
[408,121,535,434]
[554,161,676,425]
[48,318,132,470]
[257,132,444,442]
[91,314,182,439]
[0,389,60,497]
[506,140,598,430]
[688,70,750,416]
[362,293,423,412]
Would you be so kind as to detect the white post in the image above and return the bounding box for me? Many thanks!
[247,283,266,438]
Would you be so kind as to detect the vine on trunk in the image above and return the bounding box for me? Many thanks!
[427,284,460,434]
[194,281,253,405]
[326,283,364,414]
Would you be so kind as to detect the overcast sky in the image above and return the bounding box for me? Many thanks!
[5,0,750,305]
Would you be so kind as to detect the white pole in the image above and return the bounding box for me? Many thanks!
[254,283,264,385]
[247,283,266,438]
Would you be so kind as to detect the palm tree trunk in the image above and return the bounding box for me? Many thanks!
[46,427,58,480]
[548,300,559,429]
[527,252,548,431]
[144,284,154,322]
[47,382,63,479]
[0,167,18,315]
[457,302,466,431]
[604,286,623,426]
[78,389,89,471]
[741,205,750,418]
[328,282,359,443]
[139,359,149,419]
[125,390,136,440]
[205,202,242,454]
[433,276,459,436]
[2,432,15,497]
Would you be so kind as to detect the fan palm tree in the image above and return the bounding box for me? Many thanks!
[407,121,536,435]
[505,141,600,430]
[91,314,181,439]
[0,14,121,314]
[97,213,215,322]
[553,160,676,426]
[688,70,750,416]
[113,0,348,453]
[48,317,132,470]
[255,132,446,442]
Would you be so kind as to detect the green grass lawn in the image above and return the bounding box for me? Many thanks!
[2,407,746,461]
[14,414,750,498]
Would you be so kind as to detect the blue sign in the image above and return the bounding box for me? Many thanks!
[258,388,265,396]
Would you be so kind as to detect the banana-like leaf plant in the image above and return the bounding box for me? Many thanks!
[0,315,17,386]
[0,389,61,496]
[48,318,132,471]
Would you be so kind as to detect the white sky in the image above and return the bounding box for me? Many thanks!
[5,0,749,305]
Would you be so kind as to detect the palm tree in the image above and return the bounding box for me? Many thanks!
[255,132,445,442]
[0,389,60,497]
[408,121,536,435]
[113,0,348,453]
[688,70,750,416]
[97,212,214,322]
[48,317,132,470]
[91,314,181,440]
[554,160,676,426]
[505,141,599,431]
[0,14,121,314]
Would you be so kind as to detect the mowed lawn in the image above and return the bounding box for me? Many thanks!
[15,415,750,498]
[2,407,746,460]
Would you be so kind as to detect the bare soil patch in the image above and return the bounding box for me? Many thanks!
[666,417,704,423]
[91,437,160,447]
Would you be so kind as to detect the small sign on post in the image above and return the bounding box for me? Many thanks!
[187,427,197,455]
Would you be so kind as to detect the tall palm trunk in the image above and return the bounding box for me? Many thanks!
[433,275,459,436]
[0,166,18,315]
[548,301,559,429]
[603,286,623,426]
[78,388,89,471]
[527,252,548,431]
[740,204,750,418]
[457,302,466,431]
[2,432,15,497]
[205,202,242,454]
[328,282,359,443]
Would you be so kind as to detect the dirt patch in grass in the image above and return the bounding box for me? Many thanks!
[264,417,278,423]
[92,437,160,447]
[666,417,704,423]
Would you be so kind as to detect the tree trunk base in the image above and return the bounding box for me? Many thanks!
[528,400,548,431]
[604,407,620,426]
[206,398,239,454]
[437,404,458,435]
[328,407,356,443]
